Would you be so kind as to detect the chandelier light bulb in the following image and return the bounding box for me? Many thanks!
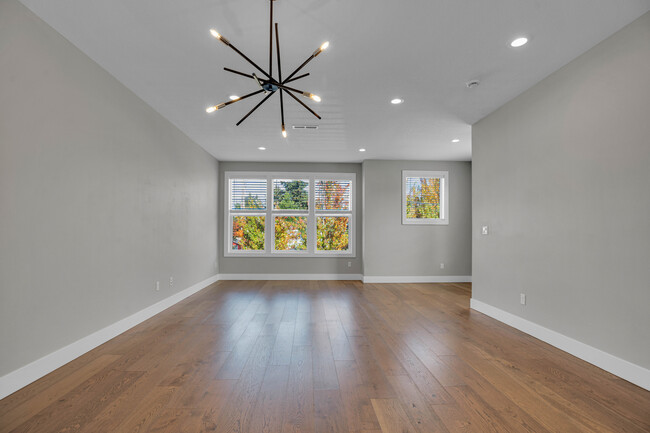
[282,125,287,138]
[206,103,226,113]
[210,28,230,46]
[313,41,329,57]
[301,92,321,102]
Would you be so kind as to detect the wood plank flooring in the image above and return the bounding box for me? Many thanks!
[1,280,649,433]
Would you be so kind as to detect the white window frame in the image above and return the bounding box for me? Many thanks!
[225,171,355,257]
[402,170,449,225]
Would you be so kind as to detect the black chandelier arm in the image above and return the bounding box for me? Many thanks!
[222,70,310,99]
[283,53,317,83]
[279,89,286,133]
[275,83,313,97]
[275,23,282,83]
[283,72,309,84]
[275,23,286,136]
[236,91,276,126]
[224,67,255,80]
[284,89,321,120]
[284,39,328,83]
[220,89,266,108]
[207,89,265,112]
[223,69,309,85]
[224,67,281,86]
[269,0,274,77]
[221,39,274,82]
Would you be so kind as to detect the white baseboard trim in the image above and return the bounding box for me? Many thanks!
[0,274,219,400]
[363,275,472,283]
[216,274,473,283]
[470,298,650,391]
[218,273,363,281]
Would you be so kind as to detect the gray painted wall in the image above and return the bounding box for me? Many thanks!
[0,1,219,376]
[218,162,362,275]
[472,12,650,368]
[363,160,472,277]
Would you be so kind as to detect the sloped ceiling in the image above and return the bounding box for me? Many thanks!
[19,0,650,162]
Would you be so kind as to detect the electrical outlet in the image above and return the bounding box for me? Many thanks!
[155,281,160,291]
[347,261,352,268]
[482,226,489,235]
[169,276,174,287]
[440,263,445,269]
[520,293,526,305]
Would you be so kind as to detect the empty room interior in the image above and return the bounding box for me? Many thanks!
[1,0,650,432]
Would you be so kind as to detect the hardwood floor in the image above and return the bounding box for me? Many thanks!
[1,280,649,432]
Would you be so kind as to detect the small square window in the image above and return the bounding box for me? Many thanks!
[402,170,449,225]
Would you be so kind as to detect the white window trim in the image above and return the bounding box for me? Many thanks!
[402,170,449,225]
[225,171,356,257]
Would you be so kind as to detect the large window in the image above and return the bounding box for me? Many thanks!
[402,170,449,225]
[226,172,355,256]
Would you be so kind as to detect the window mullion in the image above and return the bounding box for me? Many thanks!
[308,175,316,254]
[266,175,272,253]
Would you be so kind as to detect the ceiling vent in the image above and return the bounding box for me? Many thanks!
[292,125,319,130]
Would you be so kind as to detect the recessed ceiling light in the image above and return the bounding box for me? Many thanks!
[510,37,528,48]
[229,95,240,100]
[391,98,404,105]
[258,147,266,150]
[359,148,366,152]
[452,139,460,143]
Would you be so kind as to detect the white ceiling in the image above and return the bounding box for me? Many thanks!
[19,0,650,162]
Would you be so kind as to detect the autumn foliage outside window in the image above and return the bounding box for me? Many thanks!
[406,177,441,219]
[232,216,265,250]
[317,217,349,251]
[315,180,351,210]
[314,179,350,251]
[275,216,307,250]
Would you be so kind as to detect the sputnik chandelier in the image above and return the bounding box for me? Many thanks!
[206,0,329,138]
